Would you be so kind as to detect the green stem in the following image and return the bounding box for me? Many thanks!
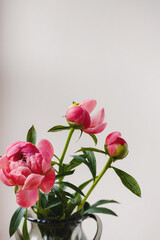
[37,189,41,217]
[59,128,74,167]
[59,128,74,184]
[77,157,113,211]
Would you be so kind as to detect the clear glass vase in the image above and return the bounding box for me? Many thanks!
[15,214,102,240]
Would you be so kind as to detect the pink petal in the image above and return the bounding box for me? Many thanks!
[105,132,121,145]
[107,144,117,156]
[117,137,128,146]
[84,122,107,134]
[10,169,27,186]
[42,157,52,174]
[37,139,54,161]
[0,169,14,186]
[21,142,39,158]
[16,187,39,208]
[6,141,39,161]
[27,154,43,174]
[23,173,44,190]
[66,106,91,129]
[66,106,83,123]
[90,108,105,128]
[6,141,24,155]
[39,168,55,193]
[0,155,9,169]
[6,141,26,159]
[10,166,31,186]
[79,99,97,113]
[9,161,28,171]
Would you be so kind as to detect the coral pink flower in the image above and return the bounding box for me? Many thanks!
[0,140,55,208]
[105,132,128,160]
[66,99,107,134]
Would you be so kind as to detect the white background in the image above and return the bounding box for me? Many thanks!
[0,1,160,239]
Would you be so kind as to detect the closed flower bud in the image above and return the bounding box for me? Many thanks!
[66,105,91,129]
[66,99,107,134]
[105,132,128,161]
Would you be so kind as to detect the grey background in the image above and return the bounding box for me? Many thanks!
[0,0,160,239]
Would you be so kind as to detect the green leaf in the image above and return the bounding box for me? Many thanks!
[52,185,68,207]
[91,199,119,207]
[44,199,62,209]
[85,151,96,181]
[53,154,60,161]
[14,185,18,194]
[78,178,94,191]
[39,191,48,208]
[9,207,26,237]
[55,170,75,180]
[77,130,83,140]
[72,153,97,180]
[65,195,82,218]
[112,167,141,197]
[76,147,106,154]
[83,202,90,212]
[89,134,98,145]
[51,161,59,167]
[71,155,89,170]
[55,181,85,196]
[22,209,30,240]
[63,191,74,198]
[52,185,74,203]
[48,125,71,132]
[84,207,117,216]
[26,125,36,145]
[66,157,84,171]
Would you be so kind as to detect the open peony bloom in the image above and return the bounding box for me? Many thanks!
[105,132,128,161]
[66,99,107,134]
[0,140,55,208]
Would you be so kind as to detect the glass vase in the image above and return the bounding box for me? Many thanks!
[15,213,102,240]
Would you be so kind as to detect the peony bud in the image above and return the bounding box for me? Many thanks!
[105,132,128,161]
[66,105,91,129]
[66,99,107,134]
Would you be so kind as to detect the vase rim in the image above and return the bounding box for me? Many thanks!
[27,213,89,224]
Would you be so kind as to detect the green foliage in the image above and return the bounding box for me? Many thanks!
[55,181,85,197]
[83,199,118,216]
[112,167,141,197]
[89,134,98,145]
[14,185,18,194]
[55,170,75,179]
[91,199,119,207]
[52,185,69,207]
[78,178,94,191]
[22,209,30,240]
[9,207,26,237]
[84,207,117,216]
[85,151,97,181]
[67,155,86,170]
[48,125,71,132]
[71,151,97,181]
[76,147,106,154]
[26,125,36,145]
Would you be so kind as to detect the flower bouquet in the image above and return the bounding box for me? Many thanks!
[0,99,141,240]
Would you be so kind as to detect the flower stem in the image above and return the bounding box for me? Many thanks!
[77,157,113,211]
[59,128,74,170]
[37,189,41,217]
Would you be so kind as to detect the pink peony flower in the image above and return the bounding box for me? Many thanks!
[0,139,55,208]
[105,131,128,160]
[66,99,107,134]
